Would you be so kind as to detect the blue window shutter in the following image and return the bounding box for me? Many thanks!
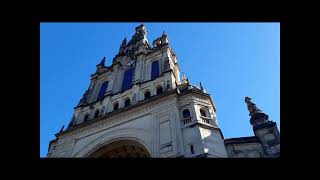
[122,68,134,91]
[97,81,108,101]
[151,61,160,80]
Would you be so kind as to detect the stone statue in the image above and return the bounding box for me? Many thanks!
[245,96,262,116]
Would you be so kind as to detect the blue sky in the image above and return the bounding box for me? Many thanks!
[40,23,280,157]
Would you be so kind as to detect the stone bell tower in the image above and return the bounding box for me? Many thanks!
[47,24,228,158]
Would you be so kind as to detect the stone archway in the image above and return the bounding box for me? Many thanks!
[87,139,150,158]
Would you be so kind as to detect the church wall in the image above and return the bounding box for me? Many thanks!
[48,93,185,158]
[199,127,228,157]
[50,140,76,157]
[181,127,203,157]
[71,114,154,157]
[152,105,183,157]
[225,142,266,158]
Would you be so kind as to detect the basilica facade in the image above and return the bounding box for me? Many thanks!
[47,24,280,158]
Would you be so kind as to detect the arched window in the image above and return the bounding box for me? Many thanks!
[144,90,151,99]
[83,114,89,122]
[183,109,191,118]
[113,102,119,111]
[122,68,134,91]
[200,109,206,117]
[94,110,100,118]
[124,98,131,107]
[151,61,160,80]
[97,81,109,101]
[156,86,163,95]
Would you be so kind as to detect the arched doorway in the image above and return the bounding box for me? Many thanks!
[87,139,150,158]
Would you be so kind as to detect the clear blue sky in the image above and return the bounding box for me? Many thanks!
[40,23,280,157]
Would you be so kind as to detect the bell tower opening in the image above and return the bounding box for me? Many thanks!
[87,139,150,158]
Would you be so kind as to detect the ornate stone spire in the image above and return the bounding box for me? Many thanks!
[128,24,147,46]
[96,57,106,74]
[98,57,106,66]
[118,38,127,54]
[245,96,263,117]
[245,96,269,126]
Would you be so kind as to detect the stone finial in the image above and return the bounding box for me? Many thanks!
[161,30,169,44]
[119,38,127,54]
[162,30,167,37]
[199,82,204,90]
[245,96,263,117]
[181,72,188,84]
[98,57,106,66]
[58,125,65,133]
[135,24,146,34]
[182,72,186,79]
[96,57,106,73]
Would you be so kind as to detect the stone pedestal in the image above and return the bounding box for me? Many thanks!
[251,113,280,157]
